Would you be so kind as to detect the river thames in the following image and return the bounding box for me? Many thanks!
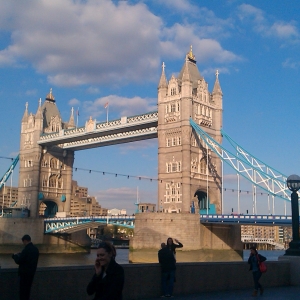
[0,249,285,269]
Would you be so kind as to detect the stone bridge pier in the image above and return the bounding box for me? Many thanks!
[0,218,90,254]
[129,213,243,263]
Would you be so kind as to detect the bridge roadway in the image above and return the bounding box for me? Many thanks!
[44,214,294,234]
[37,111,158,151]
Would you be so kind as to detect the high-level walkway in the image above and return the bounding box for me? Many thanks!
[147,286,300,299]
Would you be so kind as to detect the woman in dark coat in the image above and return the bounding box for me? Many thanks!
[166,237,183,259]
[248,246,266,297]
[87,242,124,300]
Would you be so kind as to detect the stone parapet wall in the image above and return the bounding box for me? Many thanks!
[0,261,290,300]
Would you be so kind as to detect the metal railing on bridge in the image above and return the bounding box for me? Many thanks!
[200,214,293,225]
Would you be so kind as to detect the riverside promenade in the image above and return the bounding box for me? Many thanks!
[148,286,300,299]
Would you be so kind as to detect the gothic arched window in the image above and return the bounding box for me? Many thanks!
[50,158,58,169]
[200,158,207,174]
[42,159,48,167]
[58,177,63,189]
[49,175,56,188]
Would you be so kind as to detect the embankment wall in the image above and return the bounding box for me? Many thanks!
[0,261,290,300]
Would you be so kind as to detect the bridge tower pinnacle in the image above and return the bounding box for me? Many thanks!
[157,47,223,214]
[18,89,75,217]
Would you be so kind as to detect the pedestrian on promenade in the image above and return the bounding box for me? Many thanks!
[12,234,39,300]
[87,241,124,300]
[158,242,176,298]
[166,237,183,260]
[248,246,267,297]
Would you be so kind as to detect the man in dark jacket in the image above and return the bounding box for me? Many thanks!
[158,242,176,297]
[12,234,39,300]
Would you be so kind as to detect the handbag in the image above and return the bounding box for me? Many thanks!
[257,255,267,273]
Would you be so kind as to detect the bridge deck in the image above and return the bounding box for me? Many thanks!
[43,214,295,233]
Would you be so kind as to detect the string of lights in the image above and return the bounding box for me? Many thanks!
[0,156,14,161]
[73,166,285,197]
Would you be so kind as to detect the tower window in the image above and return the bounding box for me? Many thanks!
[172,163,177,172]
[167,163,171,173]
[171,104,176,112]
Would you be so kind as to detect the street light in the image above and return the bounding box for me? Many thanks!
[285,174,300,256]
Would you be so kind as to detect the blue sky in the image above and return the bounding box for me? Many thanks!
[1,0,300,214]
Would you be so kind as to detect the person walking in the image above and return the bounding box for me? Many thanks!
[248,246,267,297]
[158,242,176,298]
[87,241,124,299]
[12,234,39,300]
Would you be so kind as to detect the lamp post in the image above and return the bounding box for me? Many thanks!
[285,174,300,256]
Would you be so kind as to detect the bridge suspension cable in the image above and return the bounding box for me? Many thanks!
[190,118,290,202]
[0,155,19,190]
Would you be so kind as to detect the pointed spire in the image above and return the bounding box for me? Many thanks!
[182,58,191,82]
[22,102,29,122]
[158,62,168,88]
[68,107,75,128]
[212,69,222,95]
[36,98,43,119]
[46,88,55,102]
[187,45,196,62]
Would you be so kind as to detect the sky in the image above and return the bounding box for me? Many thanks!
[1,0,300,215]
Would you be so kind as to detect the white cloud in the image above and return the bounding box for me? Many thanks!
[0,0,163,86]
[83,95,157,118]
[270,22,298,39]
[25,89,38,96]
[0,0,242,87]
[68,98,81,106]
[86,87,100,94]
[95,186,156,214]
[282,58,300,69]
[160,0,199,15]
[237,4,299,41]
[161,23,241,64]
[118,139,157,153]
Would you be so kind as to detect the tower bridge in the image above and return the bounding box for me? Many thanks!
[17,46,224,220]
[0,46,291,256]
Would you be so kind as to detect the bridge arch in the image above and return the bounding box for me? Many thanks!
[194,189,209,211]
[39,200,58,218]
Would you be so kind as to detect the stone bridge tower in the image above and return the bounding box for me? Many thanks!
[157,47,223,214]
[18,89,74,217]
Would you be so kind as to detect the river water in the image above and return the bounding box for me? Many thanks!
[0,249,285,269]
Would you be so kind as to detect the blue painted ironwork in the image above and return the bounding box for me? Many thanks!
[44,215,135,233]
[0,155,19,190]
[190,118,290,202]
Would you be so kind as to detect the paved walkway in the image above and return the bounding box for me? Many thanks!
[147,286,300,299]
